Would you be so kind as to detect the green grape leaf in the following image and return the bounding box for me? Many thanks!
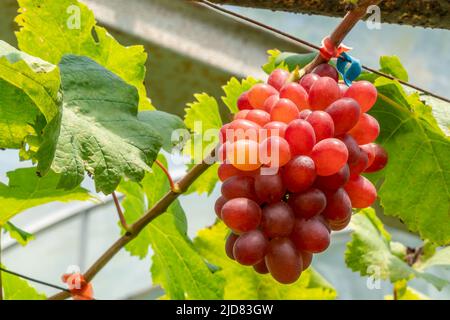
[345,209,449,290]
[379,56,409,82]
[420,95,450,136]
[37,55,162,194]
[16,0,153,110]
[221,77,261,114]
[262,49,290,74]
[185,163,219,196]
[263,50,316,74]
[185,93,223,134]
[118,156,224,299]
[1,266,46,300]
[194,222,336,300]
[0,41,61,150]
[3,222,34,246]
[385,280,429,300]
[0,167,93,226]
[137,111,186,152]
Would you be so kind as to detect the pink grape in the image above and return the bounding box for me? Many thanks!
[285,119,316,155]
[263,121,288,138]
[259,136,292,168]
[338,83,348,96]
[261,202,295,238]
[268,69,290,91]
[245,109,271,127]
[315,164,350,190]
[321,188,352,222]
[305,110,335,141]
[310,138,348,176]
[265,238,303,284]
[344,175,377,208]
[344,80,378,112]
[227,139,262,171]
[291,218,330,253]
[288,188,327,219]
[299,73,320,93]
[281,156,316,193]
[280,82,309,111]
[348,113,380,145]
[308,77,341,110]
[248,83,278,109]
[263,94,279,113]
[270,98,300,124]
[312,63,339,82]
[254,173,286,204]
[299,109,313,119]
[225,233,239,260]
[233,230,268,266]
[221,175,257,201]
[234,109,250,120]
[237,91,253,110]
[225,119,261,142]
[214,196,228,219]
[325,98,361,135]
[221,198,262,234]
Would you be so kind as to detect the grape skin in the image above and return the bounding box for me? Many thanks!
[288,188,327,219]
[268,69,290,91]
[308,77,341,110]
[265,238,303,284]
[225,233,239,260]
[325,98,361,136]
[299,73,320,93]
[214,196,228,219]
[248,83,278,109]
[312,64,339,82]
[315,164,350,191]
[281,156,317,193]
[348,113,380,145]
[254,174,286,204]
[291,218,330,253]
[344,175,377,208]
[270,98,300,124]
[261,202,295,238]
[285,119,316,156]
[280,82,309,111]
[321,188,352,222]
[310,138,348,176]
[306,110,335,142]
[221,198,262,234]
[221,175,258,201]
[233,230,268,266]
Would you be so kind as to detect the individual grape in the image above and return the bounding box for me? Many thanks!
[221,198,262,234]
[364,144,388,173]
[253,260,269,274]
[310,138,348,176]
[214,196,228,219]
[281,156,316,193]
[261,202,295,238]
[321,188,352,222]
[291,218,330,253]
[259,136,292,168]
[263,94,279,113]
[285,119,316,155]
[245,109,271,127]
[227,139,261,171]
[225,119,261,142]
[315,164,350,190]
[312,63,339,82]
[268,69,290,91]
[299,109,312,120]
[325,98,361,135]
[338,83,348,96]
[225,233,239,260]
[217,141,230,163]
[349,148,369,178]
[338,134,360,165]
[305,111,335,141]
[254,174,286,204]
[360,143,376,167]
[348,113,380,145]
[270,98,300,124]
[280,82,309,111]
[217,163,259,182]
[234,109,250,120]
[263,121,288,138]
[265,238,303,284]
[344,80,377,112]
[221,175,257,201]
[300,251,313,270]
[288,188,327,219]
[237,91,253,110]
[344,175,377,208]
[308,77,341,110]
[233,230,268,266]
[248,83,278,109]
[299,73,320,93]
[328,215,351,231]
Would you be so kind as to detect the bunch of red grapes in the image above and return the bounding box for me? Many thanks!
[214,63,388,284]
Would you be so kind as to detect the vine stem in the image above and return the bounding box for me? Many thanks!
[155,159,180,193]
[48,1,376,300]
[112,191,130,232]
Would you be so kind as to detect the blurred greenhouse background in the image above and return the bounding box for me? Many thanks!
[1,0,449,299]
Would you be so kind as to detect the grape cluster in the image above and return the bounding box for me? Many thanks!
[215,64,388,284]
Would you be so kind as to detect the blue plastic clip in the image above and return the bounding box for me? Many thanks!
[337,52,362,86]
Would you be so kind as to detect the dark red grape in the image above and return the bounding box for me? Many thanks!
[338,134,360,165]
[237,91,253,110]
[261,202,295,238]
[265,238,303,284]
[221,175,257,201]
[314,164,350,191]
[225,233,239,260]
[291,218,330,253]
[364,144,388,173]
[221,198,262,234]
[325,98,361,135]
[300,251,313,270]
[281,156,316,193]
[214,196,228,219]
[349,148,369,178]
[253,260,269,274]
[288,188,327,219]
[233,230,268,266]
[312,63,339,82]
[321,188,352,222]
[254,174,286,204]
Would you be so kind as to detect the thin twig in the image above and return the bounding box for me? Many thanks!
[112,191,131,232]
[155,159,181,193]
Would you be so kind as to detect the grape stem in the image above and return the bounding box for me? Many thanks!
[155,159,181,193]
[48,0,375,300]
[112,191,131,233]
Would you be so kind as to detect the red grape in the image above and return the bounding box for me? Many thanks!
[221,198,262,234]
[312,63,339,82]
[265,238,302,284]
[237,91,253,110]
[360,143,376,167]
[321,188,352,222]
[328,215,351,231]
[233,230,268,266]
[234,109,250,120]
[254,174,286,204]
[245,109,271,127]
[261,202,295,238]
[263,121,288,138]
[221,175,257,201]
[248,83,278,109]
[268,69,290,91]
[288,188,327,219]
[348,113,380,145]
[299,109,312,120]
[300,251,313,270]
[291,218,330,253]
[225,119,261,142]
[306,110,335,141]
[218,163,259,181]
[280,82,309,111]
[285,119,316,155]
[364,144,388,173]
[270,98,300,124]
[344,175,377,208]
[338,83,348,96]
[253,260,269,274]
[259,136,292,168]
[281,156,316,193]
[225,233,239,260]
[344,80,377,112]
[308,77,341,110]
[214,196,228,219]
[299,73,320,93]
[315,164,350,190]
[310,138,348,176]
[263,94,279,113]
[325,98,361,135]
[338,134,360,165]
[227,139,261,171]
[349,148,369,178]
